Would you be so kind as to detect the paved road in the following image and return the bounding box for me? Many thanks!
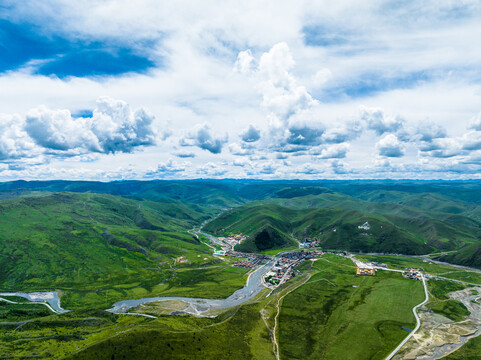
[384,273,429,360]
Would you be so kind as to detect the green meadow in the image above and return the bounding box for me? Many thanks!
[277,255,425,360]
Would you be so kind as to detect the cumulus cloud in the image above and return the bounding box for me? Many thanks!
[0,113,37,160]
[460,131,481,151]
[145,159,189,178]
[295,163,322,174]
[321,120,362,144]
[419,138,463,158]
[240,124,261,142]
[156,159,187,173]
[237,43,325,153]
[258,160,279,174]
[180,123,228,154]
[197,162,228,176]
[415,121,447,142]
[316,143,350,159]
[229,142,255,156]
[232,157,251,167]
[330,159,350,174]
[26,107,100,153]
[360,106,404,135]
[25,97,158,155]
[234,49,256,75]
[376,134,405,157]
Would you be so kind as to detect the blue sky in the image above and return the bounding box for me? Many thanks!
[0,0,481,180]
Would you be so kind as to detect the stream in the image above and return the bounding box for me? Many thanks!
[0,291,67,314]
[107,257,274,316]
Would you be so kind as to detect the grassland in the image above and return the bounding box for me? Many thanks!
[430,300,470,322]
[277,255,425,360]
[62,265,250,309]
[358,255,481,285]
[0,192,257,309]
[2,180,481,358]
[0,254,428,359]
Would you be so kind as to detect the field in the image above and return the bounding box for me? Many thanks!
[0,254,427,359]
[61,265,250,309]
[358,255,481,285]
[277,255,425,360]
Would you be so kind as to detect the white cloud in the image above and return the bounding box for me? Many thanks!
[460,131,481,151]
[0,97,159,163]
[0,114,38,160]
[180,123,228,154]
[316,143,350,159]
[172,150,196,158]
[2,2,481,179]
[360,106,404,135]
[239,124,261,142]
[415,121,447,142]
[228,142,255,156]
[419,138,463,158]
[197,162,228,176]
[376,134,405,157]
[26,107,100,153]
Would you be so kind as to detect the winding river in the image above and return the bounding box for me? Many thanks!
[107,257,275,316]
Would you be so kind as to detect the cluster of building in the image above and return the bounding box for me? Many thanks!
[356,267,375,276]
[370,261,388,269]
[229,251,270,269]
[403,268,422,280]
[264,251,324,286]
[299,238,322,248]
[174,256,189,264]
[358,221,371,230]
[217,234,247,250]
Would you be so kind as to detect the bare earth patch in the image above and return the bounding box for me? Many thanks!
[394,288,481,360]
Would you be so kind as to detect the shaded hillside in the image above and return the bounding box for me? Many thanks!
[236,226,296,253]
[438,244,481,268]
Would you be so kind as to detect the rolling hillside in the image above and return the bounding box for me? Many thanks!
[204,203,481,256]
[0,192,217,291]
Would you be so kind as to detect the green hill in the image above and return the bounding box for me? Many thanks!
[204,202,481,255]
[236,226,296,252]
[0,192,217,292]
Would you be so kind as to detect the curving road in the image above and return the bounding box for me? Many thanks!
[384,273,429,360]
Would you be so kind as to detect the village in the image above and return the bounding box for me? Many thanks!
[209,227,425,289]
[263,250,324,287]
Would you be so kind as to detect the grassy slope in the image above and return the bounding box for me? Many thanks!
[0,192,254,309]
[67,305,274,360]
[278,255,424,360]
[235,226,297,253]
[205,204,435,255]
[254,192,481,247]
[0,192,214,288]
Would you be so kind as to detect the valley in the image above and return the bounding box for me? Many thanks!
[1,180,481,359]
